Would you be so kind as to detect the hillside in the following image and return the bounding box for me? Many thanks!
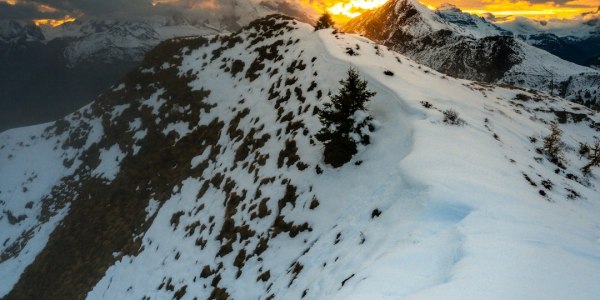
[1,15,600,300]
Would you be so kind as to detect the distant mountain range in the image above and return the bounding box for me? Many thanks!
[495,14,600,70]
[343,0,600,106]
[0,18,224,132]
[0,0,313,132]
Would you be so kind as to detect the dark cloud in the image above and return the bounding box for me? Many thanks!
[524,0,571,4]
[259,1,313,23]
[0,0,314,27]
[0,1,64,20]
[0,0,213,21]
[480,12,510,23]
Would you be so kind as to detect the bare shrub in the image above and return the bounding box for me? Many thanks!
[443,109,464,125]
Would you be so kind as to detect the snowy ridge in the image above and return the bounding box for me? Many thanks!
[1,15,600,299]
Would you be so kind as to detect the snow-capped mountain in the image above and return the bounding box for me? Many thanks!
[496,16,600,69]
[54,20,218,67]
[0,18,221,132]
[2,15,600,300]
[4,18,221,68]
[435,3,512,37]
[0,20,44,44]
[343,0,600,106]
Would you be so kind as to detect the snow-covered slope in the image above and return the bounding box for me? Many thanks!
[1,15,600,300]
[343,0,600,105]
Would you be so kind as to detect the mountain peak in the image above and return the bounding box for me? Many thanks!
[343,0,599,102]
[436,3,462,12]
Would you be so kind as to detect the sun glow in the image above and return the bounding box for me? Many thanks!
[328,0,388,18]
[322,0,597,23]
[33,16,76,27]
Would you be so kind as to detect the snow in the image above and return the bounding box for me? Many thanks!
[143,90,167,115]
[1,16,600,299]
[0,123,78,296]
[92,144,126,181]
[145,199,160,221]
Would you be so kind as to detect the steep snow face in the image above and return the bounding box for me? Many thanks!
[1,15,600,300]
[343,0,600,105]
[0,111,103,296]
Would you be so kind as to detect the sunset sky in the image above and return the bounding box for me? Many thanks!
[325,0,598,20]
[1,0,598,26]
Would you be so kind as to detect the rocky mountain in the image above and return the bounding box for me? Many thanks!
[0,20,44,44]
[343,0,600,107]
[1,15,600,300]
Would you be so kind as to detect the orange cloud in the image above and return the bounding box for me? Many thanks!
[33,16,76,27]
[312,0,598,23]
[36,3,57,13]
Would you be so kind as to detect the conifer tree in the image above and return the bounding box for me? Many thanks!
[543,123,564,167]
[316,68,375,167]
[314,12,335,31]
[582,140,600,175]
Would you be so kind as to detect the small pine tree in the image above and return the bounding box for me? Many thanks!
[314,12,335,31]
[316,68,375,167]
[581,140,600,175]
[543,123,564,167]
